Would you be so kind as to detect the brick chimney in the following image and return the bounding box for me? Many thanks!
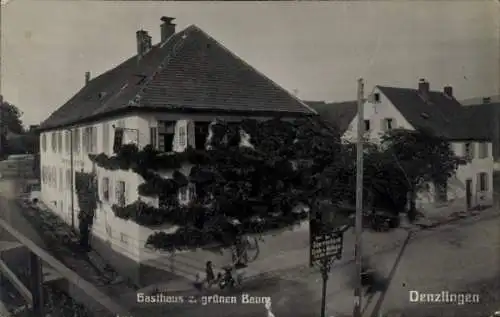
[136,30,152,60]
[85,72,91,85]
[443,86,453,98]
[418,78,430,102]
[160,16,176,43]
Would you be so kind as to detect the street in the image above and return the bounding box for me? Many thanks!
[129,209,500,317]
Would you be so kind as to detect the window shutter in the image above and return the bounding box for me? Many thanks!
[187,121,195,148]
[476,173,481,192]
[124,181,128,206]
[471,143,475,159]
[380,119,386,132]
[149,127,158,149]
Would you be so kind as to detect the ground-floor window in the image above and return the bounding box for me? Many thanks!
[478,172,489,192]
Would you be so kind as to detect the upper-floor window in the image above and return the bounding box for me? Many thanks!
[158,121,175,152]
[65,131,71,154]
[463,142,475,160]
[373,93,380,103]
[51,132,57,152]
[116,181,126,207]
[363,120,370,132]
[382,118,394,131]
[41,134,47,152]
[194,122,210,150]
[478,142,488,159]
[73,128,81,153]
[57,132,63,153]
[83,127,96,153]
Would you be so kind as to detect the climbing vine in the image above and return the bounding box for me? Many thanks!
[75,171,99,251]
[87,119,329,251]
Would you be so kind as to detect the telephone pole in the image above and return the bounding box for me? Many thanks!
[353,78,365,317]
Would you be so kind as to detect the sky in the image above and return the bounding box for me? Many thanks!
[1,1,499,126]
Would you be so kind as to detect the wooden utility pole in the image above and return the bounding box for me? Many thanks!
[353,78,365,317]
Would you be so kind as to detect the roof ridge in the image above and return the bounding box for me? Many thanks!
[193,27,317,115]
[127,26,194,108]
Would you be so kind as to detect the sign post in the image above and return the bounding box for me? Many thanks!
[310,228,344,317]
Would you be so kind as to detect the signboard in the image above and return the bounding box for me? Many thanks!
[309,230,344,268]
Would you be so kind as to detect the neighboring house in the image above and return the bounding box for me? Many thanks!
[461,95,500,106]
[317,79,495,211]
[306,100,357,136]
[37,17,315,271]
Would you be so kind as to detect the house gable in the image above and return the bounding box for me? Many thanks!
[341,87,415,142]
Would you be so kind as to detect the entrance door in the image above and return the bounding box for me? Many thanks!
[465,179,472,210]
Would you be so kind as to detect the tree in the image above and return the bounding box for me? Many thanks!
[380,128,464,221]
[142,118,355,253]
[0,98,25,158]
[0,99,24,134]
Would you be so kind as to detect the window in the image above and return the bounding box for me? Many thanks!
[120,233,128,245]
[83,127,94,153]
[57,132,63,153]
[463,143,475,160]
[65,131,71,154]
[41,134,47,152]
[178,126,186,147]
[102,177,110,201]
[51,132,57,152]
[194,122,209,150]
[150,127,158,149]
[383,118,394,131]
[59,168,63,190]
[73,128,80,153]
[116,181,126,207]
[478,142,488,159]
[158,121,175,152]
[53,167,57,188]
[373,93,380,103]
[478,172,488,192]
[363,120,370,132]
[66,169,71,190]
[102,123,110,154]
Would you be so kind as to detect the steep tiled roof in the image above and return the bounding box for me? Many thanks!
[454,103,500,141]
[306,100,357,134]
[377,86,466,139]
[39,25,315,131]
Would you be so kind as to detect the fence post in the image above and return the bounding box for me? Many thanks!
[29,252,44,316]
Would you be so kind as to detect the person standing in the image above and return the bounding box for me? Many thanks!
[205,261,215,287]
